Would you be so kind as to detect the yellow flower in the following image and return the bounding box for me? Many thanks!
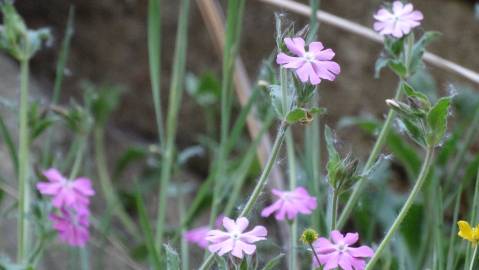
[457,220,479,244]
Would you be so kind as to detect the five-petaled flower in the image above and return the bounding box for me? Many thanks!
[50,208,90,247]
[457,220,479,245]
[206,217,267,259]
[373,1,423,38]
[276,37,340,85]
[261,186,317,220]
[36,168,95,211]
[312,230,374,270]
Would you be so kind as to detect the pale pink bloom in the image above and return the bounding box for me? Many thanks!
[276,37,340,85]
[206,217,267,259]
[36,168,95,211]
[50,208,90,247]
[373,1,423,38]
[261,186,317,220]
[312,230,374,270]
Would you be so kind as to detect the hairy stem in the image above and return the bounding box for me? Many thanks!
[155,0,191,248]
[17,58,30,263]
[337,80,403,229]
[198,121,288,270]
[365,147,434,269]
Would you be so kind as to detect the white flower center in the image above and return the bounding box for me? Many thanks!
[304,52,316,62]
[230,231,240,240]
[336,243,348,253]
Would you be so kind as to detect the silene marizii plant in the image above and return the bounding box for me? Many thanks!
[0,0,477,269]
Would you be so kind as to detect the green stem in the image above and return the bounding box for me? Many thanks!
[309,243,321,269]
[331,190,339,230]
[198,121,289,270]
[337,80,403,229]
[69,136,86,180]
[470,245,478,270]
[17,58,30,263]
[286,128,297,269]
[446,182,463,270]
[148,0,164,147]
[154,0,190,248]
[365,147,434,270]
[208,0,246,228]
[94,127,137,235]
[466,165,479,268]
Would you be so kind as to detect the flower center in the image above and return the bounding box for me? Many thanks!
[231,232,240,240]
[304,52,315,62]
[337,243,348,253]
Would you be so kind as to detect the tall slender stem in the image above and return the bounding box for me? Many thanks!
[94,127,137,235]
[337,80,403,229]
[331,191,339,230]
[148,0,164,147]
[198,121,289,270]
[17,58,30,262]
[469,245,478,270]
[365,147,434,270]
[208,0,246,228]
[155,0,191,248]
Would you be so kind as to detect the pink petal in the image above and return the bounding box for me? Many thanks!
[43,168,65,182]
[205,229,230,243]
[308,42,324,54]
[373,9,393,21]
[241,226,267,243]
[323,252,340,270]
[36,182,62,195]
[338,253,353,270]
[222,217,237,232]
[404,10,423,21]
[276,53,304,69]
[73,178,95,196]
[351,257,367,270]
[284,37,306,56]
[296,62,321,85]
[349,245,374,258]
[330,230,345,244]
[261,200,283,218]
[344,232,359,245]
[392,1,404,15]
[314,48,336,61]
[235,217,249,232]
[313,237,336,254]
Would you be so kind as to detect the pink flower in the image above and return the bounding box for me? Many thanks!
[50,208,90,247]
[261,186,317,220]
[36,168,95,211]
[206,217,267,259]
[276,37,340,85]
[373,1,423,38]
[312,230,374,270]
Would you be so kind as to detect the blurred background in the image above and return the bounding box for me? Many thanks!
[0,0,478,269]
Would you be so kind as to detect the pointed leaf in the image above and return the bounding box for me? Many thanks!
[427,96,451,146]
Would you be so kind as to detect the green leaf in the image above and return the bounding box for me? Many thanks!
[163,244,180,270]
[426,97,451,146]
[286,108,306,124]
[261,254,285,270]
[388,61,407,77]
[409,31,441,72]
[400,118,426,147]
[374,56,390,78]
[401,82,430,108]
[325,125,341,186]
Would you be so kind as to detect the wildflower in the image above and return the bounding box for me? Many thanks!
[301,228,319,245]
[373,1,423,38]
[312,230,374,270]
[50,208,90,247]
[457,220,479,245]
[206,217,267,259]
[36,168,95,211]
[261,187,317,220]
[276,37,340,85]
